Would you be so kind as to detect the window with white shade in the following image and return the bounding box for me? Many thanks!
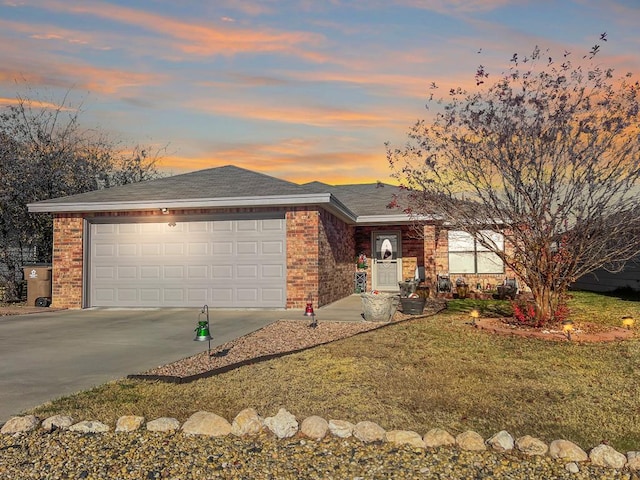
[448,230,504,274]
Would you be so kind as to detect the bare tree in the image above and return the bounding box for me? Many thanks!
[388,37,640,324]
[0,89,164,301]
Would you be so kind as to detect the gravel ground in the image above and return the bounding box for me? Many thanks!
[136,319,397,379]
[134,300,446,380]
[0,430,630,480]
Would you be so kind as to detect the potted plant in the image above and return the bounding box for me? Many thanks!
[399,279,426,315]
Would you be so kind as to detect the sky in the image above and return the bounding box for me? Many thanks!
[0,1,639,185]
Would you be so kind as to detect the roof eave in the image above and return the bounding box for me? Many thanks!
[355,214,436,225]
[28,193,358,223]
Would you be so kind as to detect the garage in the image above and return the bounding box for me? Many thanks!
[88,216,287,308]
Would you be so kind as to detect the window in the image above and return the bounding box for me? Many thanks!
[448,230,504,274]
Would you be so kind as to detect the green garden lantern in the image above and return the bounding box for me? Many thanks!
[194,305,213,357]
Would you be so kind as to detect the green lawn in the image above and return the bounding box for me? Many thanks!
[29,290,640,452]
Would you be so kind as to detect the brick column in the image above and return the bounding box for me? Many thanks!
[52,214,84,309]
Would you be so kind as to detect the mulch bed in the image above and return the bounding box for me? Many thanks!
[475,317,634,342]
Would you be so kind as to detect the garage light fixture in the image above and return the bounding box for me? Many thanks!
[161,208,169,214]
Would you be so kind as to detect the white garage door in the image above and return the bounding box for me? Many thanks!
[88,217,286,308]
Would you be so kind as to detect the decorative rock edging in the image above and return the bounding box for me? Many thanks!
[2,409,639,472]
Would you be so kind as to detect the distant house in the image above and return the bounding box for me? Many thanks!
[28,165,517,309]
[572,258,640,293]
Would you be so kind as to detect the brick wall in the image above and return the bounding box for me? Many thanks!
[317,209,355,306]
[52,214,84,309]
[285,208,320,309]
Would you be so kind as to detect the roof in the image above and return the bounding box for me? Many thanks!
[28,165,412,224]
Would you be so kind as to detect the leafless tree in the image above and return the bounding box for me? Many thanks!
[0,89,164,301]
[388,37,640,324]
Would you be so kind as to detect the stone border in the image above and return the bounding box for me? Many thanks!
[1,409,638,473]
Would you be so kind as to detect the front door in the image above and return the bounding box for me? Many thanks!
[372,231,402,291]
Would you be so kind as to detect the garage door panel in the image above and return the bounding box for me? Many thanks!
[118,289,137,302]
[118,244,137,256]
[187,265,208,279]
[263,265,284,278]
[262,241,284,255]
[118,266,137,279]
[164,243,184,255]
[141,266,160,279]
[94,244,115,256]
[94,289,115,302]
[140,289,161,302]
[142,244,161,256]
[212,265,233,279]
[237,265,258,279]
[212,241,233,255]
[188,243,208,256]
[212,288,233,302]
[188,222,208,233]
[164,289,185,302]
[90,218,286,307]
[213,221,233,232]
[237,242,258,254]
[237,288,258,302]
[95,266,115,279]
[118,224,138,234]
[262,289,284,302]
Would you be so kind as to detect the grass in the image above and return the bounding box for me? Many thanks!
[28,291,640,452]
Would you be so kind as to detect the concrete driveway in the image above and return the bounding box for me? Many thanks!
[0,306,304,423]
[0,295,365,424]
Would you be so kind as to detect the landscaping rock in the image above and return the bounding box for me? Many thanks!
[231,408,263,437]
[423,428,456,448]
[549,439,588,462]
[565,462,580,473]
[300,416,328,440]
[264,408,298,439]
[456,431,486,451]
[353,421,385,443]
[42,415,74,433]
[385,430,425,449]
[181,411,231,437]
[589,444,626,469]
[69,421,110,433]
[147,417,181,432]
[515,435,548,456]
[486,430,514,452]
[1,415,39,435]
[328,419,354,438]
[627,451,640,471]
[116,416,145,432]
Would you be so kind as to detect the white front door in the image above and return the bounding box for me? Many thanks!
[372,231,402,291]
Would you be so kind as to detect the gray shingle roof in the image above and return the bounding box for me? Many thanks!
[302,181,404,217]
[32,165,308,205]
[28,165,411,223]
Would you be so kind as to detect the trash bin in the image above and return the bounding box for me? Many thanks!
[23,264,52,307]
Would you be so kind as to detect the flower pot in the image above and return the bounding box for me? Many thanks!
[400,297,426,315]
[361,292,398,322]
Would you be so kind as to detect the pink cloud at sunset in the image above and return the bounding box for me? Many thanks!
[0,0,638,183]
